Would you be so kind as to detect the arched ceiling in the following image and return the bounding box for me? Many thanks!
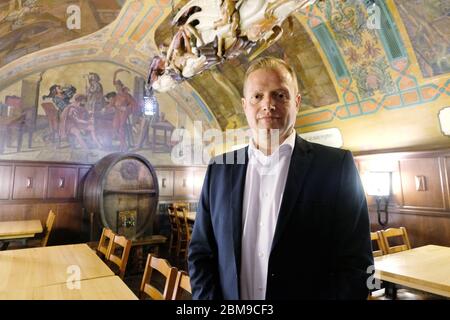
[0,0,449,133]
[0,0,124,69]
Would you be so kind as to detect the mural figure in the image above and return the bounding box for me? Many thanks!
[0,0,40,28]
[85,72,104,114]
[395,0,450,78]
[148,0,318,92]
[112,69,138,152]
[42,84,76,112]
[59,94,102,150]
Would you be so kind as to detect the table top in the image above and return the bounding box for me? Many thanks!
[374,245,450,298]
[176,211,196,222]
[0,220,43,240]
[0,276,138,300]
[0,243,114,292]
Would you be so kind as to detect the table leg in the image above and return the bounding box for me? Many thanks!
[385,282,397,299]
[1,241,10,251]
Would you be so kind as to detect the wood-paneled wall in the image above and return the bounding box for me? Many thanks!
[0,160,207,244]
[355,149,450,247]
[0,160,90,244]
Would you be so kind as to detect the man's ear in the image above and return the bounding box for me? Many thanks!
[295,93,302,111]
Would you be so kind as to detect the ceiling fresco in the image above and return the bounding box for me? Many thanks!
[394,0,450,78]
[0,0,449,158]
[0,0,124,69]
[153,6,339,129]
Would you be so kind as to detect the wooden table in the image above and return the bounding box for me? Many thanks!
[374,245,450,298]
[176,211,196,222]
[0,243,114,292]
[0,220,43,250]
[187,212,196,222]
[0,276,138,300]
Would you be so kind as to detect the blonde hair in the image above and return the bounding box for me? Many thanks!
[243,56,298,95]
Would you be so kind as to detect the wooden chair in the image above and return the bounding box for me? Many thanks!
[41,210,56,247]
[139,254,178,300]
[167,206,180,254]
[175,206,192,259]
[370,231,385,257]
[7,210,56,249]
[106,234,131,279]
[380,227,411,255]
[96,228,115,259]
[172,270,192,300]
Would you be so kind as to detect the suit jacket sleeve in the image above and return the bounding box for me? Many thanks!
[188,164,223,299]
[332,151,374,299]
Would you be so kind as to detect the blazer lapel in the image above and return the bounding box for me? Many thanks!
[271,136,313,252]
[230,147,249,296]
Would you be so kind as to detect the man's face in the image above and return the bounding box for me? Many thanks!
[242,67,301,140]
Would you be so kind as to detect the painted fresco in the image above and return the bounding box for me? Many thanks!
[394,0,450,78]
[0,61,192,164]
[0,0,123,68]
[313,0,396,98]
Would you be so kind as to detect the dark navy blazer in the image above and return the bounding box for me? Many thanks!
[188,136,373,300]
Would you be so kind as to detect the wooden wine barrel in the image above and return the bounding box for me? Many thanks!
[83,153,159,239]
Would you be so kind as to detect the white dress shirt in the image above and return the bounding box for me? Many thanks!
[240,130,296,300]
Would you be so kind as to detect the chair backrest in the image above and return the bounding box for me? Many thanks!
[106,234,131,279]
[172,270,192,300]
[370,231,385,257]
[380,227,411,254]
[176,206,191,240]
[168,206,181,234]
[139,254,178,300]
[41,210,56,247]
[97,228,115,258]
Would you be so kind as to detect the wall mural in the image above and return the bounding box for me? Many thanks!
[0,0,123,68]
[0,61,195,164]
[394,0,450,78]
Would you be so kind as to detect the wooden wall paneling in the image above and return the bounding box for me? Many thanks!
[12,166,47,199]
[52,203,83,244]
[77,167,91,199]
[194,168,207,197]
[0,204,27,221]
[174,170,194,198]
[47,167,78,199]
[0,165,12,199]
[156,170,174,197]
[443,156,450,210]
[369,209,450,247]
[398,158,445,210]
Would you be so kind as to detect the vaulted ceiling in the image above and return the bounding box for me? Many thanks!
[1,0,449,135]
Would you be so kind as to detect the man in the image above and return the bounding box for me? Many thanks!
[188,56,373,300]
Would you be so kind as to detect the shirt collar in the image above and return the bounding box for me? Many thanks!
[248,129,296,162]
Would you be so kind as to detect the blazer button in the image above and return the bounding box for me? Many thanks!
[271,273,275,277]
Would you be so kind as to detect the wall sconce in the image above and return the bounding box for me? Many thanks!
[365,171,392,226]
